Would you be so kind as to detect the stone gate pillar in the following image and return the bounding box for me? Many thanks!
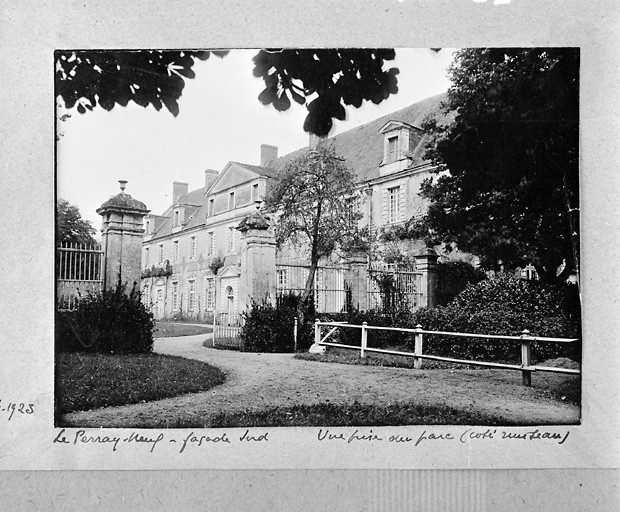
[414,248,438,309]
[96,181,149,291]
[344,252,368,311]
[237,210,277,311]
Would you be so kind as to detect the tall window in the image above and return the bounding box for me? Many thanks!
[142,283,150,308]
[208,198,214,217]
[190,236,197,259]
[388,186,400,224]
[276,269,288,289]
[207,231,214,256]
[174,210,180,227]
[228,191,235,210]
[188,279,196,312]
[158,244,164,264]
[173,240,179,262]
[205,277,215,310]
[387,135,398,161]
[144,247,150,268]
[172,282,179,311]
[145,220,150,234]
[227,226,235,253]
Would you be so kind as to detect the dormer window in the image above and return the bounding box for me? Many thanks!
[379,120,421,170]
[387,135,399,162]
[145,219,150,234]
[208,198,214,217]
[174,210,180,227]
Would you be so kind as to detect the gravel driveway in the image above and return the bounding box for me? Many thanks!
[61,333,580,428]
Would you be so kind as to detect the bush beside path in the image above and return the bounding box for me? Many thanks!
[60,334,580,428]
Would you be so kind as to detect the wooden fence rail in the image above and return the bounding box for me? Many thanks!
[314,320,580,387]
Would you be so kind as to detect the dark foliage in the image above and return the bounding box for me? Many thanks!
[208,255,225,276]
[141,260,172,279]
[55,50,224,116]
[56,198,97,244]
[435,260,487,306]
[56,281,155,354]
[56,48,399,136]
[412,275,581,363]
[253,49,399,136]
[416,48,579,283]
[240,294,315,353]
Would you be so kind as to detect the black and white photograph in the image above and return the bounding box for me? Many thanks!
[2,0,619,509]
[54,47,582,430]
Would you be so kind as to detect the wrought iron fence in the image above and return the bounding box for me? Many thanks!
[56,242,104,310]
[276,263,349,313]
[367,263,423,311]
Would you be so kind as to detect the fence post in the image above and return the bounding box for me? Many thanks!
[414,324,424,369]
[212,312,216,348]
[315,319,321,346]
[520,329,532,386]
[293,316,298,352]
[361,322,368,358]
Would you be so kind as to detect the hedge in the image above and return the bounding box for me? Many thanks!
[411,275,581,363]
[56,282,155,354]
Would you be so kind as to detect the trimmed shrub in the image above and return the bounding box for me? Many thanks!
[240,294,315,353]
[411,275,581,363]
[56,282,155,354]
[435,260,487,306]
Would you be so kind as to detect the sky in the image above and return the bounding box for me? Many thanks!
[56,48,456,233]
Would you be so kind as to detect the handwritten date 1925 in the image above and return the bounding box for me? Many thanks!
[0,399,34,421]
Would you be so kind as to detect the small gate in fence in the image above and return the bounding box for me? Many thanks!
[212,312,244,350]
[56,242,104,310]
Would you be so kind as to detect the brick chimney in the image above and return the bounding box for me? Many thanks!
[309,133,327,149]
[260,144,278,166]
[204,169,218,189]
[173,181,188,203]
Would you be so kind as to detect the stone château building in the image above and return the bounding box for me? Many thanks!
[141,93,447,320]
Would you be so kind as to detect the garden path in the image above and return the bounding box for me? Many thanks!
[61,333,580,428]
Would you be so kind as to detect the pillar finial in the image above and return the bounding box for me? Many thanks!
[119,180,127,193]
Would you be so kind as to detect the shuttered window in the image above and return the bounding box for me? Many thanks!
[188,279,196,312]
[388,186,400,223]
[207,232,214,256]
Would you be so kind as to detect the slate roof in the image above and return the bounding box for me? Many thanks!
[228,162,280,178]
[148,93,448,240]
[270,92,448,182]
[176,186,210,206]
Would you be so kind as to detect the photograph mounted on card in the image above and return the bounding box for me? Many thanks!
[31,47,584,470]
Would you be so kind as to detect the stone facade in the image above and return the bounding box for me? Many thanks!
[141,94,449,320]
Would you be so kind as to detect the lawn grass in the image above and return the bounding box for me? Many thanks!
[55,352,226,413]
[295,347,482,370]
[148,401,513,428]
[154,321,213,338]
[295,348,581,405]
